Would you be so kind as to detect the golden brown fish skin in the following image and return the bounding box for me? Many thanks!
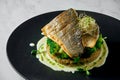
[55,20,84,57]
[41,8,78,36]
[42,8,84,58]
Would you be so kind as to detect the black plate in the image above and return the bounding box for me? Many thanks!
[7,10,120,80]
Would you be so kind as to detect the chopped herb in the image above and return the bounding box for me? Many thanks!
[85,70,91,76]
[31,50,38,56]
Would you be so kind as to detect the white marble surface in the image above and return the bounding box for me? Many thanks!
[0,0,120,80]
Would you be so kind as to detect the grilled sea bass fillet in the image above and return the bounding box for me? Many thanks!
[41,8,99,58]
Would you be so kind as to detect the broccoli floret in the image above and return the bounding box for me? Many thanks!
[47,38,60,55]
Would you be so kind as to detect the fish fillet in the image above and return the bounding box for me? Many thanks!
[41,8,99,58]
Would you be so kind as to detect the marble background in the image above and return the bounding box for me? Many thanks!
[0,0,120,80]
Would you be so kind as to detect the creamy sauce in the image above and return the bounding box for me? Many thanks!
[29,43,35,47]
[36,37,108,73]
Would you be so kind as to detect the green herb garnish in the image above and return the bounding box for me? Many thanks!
[85,70,91,76]
[31,50,39,56]
[77,68,91,75]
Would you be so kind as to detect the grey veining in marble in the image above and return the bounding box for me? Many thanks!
[0,0,120,80]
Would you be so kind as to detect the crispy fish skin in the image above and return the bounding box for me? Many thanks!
[58,22,84,57]
[42,8,84,58]
[41,8,78,36]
